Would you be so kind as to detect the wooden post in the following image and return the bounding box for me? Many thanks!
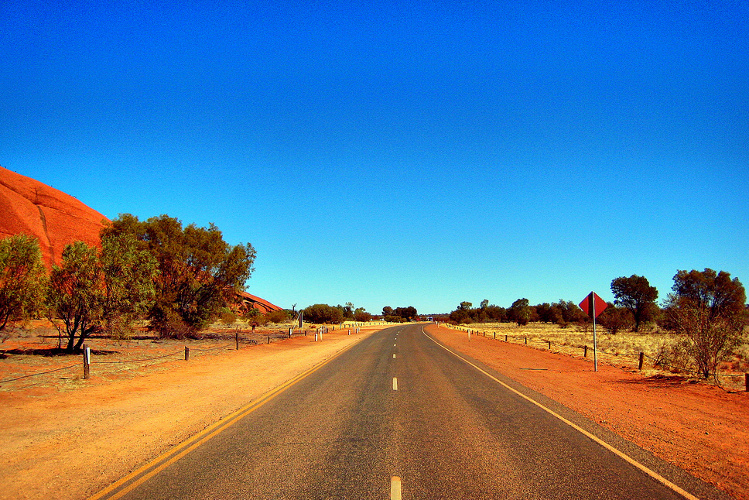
[524,337,527,345]
[82,345,90,379]
[745,373,748,392]
[548,340,551,350]
[638,352,645,370]
[185,346,190,361]
[493,332,496,340]
[236,330,240,350]
[584,345,588,357]
[505,335,508,342]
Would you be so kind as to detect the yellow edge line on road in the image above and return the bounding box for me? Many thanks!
[87,342,359,500]
[422,328,699,500]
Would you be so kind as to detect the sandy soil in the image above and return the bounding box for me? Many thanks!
[425,324,748,500]
[1,323,747,500]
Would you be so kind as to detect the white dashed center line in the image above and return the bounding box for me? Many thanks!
[391,476,402,500]
[392,377,398,391]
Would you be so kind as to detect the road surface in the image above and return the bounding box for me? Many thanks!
[92,324,726,499]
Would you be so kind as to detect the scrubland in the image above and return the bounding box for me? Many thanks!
[445,322,749,391]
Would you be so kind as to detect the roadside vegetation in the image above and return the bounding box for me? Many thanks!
[1,214,256,352]
[436,271,748,384]
[1,222,746,384]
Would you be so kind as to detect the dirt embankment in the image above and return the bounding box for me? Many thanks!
[425,324,749,500]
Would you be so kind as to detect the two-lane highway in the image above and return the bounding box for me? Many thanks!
[93,324,718,499]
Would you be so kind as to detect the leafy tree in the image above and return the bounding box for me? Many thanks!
[354,307,372,322]
[395,306,418,320]
[0,234,48,333]
[508,298,531,326]
[665,268,747,379]
[449,307,470,324]
[342,302,355,320]
[303,304,344,324]
[382,306,394,317]
[47,242,103,352]
[611,275,659,331]
[47,237,158,352]
[264,309,291,324]
[100,233,157,338]
[597,304,634,335]
[101,215,256,337]
[449,301,506,324]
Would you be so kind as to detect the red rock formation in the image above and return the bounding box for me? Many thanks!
[1,165,283,312]
[237,291,283,313]
[0,165,109,269]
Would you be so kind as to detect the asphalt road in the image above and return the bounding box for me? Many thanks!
[96,324,724,500]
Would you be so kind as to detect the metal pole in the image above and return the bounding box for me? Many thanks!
[593,292,598,372]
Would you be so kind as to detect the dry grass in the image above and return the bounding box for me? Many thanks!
[445,322,749,391]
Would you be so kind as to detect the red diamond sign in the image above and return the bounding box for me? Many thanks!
[579,292,607,319]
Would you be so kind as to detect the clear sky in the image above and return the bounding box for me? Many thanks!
[2,0,747,314]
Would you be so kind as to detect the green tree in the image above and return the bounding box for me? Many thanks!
[102,215,256,337]
[354,307,372,322]
[343,302,355,320]
[0,234,48,333]
[665,268,747,379]
[47,237,158,352]
[47,242,103,352]
[100,233,158,338]
[508,298,531,326]
[303,304,344,324]
[597,304,634,335]
[611,275,659,331]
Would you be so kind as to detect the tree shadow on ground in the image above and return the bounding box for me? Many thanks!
[0,347,120,357]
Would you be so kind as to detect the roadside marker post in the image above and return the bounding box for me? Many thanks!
[82,345,91,379]
[579,292,608,372]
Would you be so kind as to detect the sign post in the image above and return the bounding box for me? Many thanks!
[579,292,607,372]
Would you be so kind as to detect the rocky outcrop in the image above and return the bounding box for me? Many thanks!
[0,165,108,268]
[237,291,283,313]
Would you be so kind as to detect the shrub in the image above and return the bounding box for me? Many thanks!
[265,309,290,324]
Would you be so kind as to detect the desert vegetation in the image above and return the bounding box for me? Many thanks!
[438,271,748,383]
[0,214,256,351]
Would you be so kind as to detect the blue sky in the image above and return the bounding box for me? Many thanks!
[2,0,747,314]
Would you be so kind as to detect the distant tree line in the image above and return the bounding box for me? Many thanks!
[0,214,256,352]
[301,302,375,324]
[382,306,418,323]
[439,271,747,379]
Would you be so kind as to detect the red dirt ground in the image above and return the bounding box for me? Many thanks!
[425,323,748,500]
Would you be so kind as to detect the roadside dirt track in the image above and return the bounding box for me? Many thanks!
[1,323,746,500]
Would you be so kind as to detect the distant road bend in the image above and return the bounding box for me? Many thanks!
[91,324,729,500]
